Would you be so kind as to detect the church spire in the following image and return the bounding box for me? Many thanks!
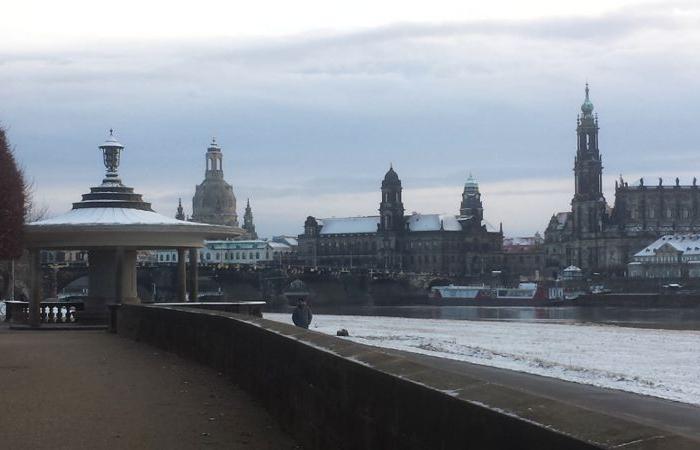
[581,82,594,118]
[242,198,257,239]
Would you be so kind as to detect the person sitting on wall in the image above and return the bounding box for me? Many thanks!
[292,298,312,329]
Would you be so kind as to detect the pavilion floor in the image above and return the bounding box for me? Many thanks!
[0,325,300,450]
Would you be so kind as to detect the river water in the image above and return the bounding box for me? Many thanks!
[271,304,700,330]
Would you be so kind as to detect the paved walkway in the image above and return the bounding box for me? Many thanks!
[0,328,299,450]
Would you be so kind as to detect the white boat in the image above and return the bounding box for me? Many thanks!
[430,285,489,300]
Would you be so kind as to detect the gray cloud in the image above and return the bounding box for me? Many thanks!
[1,1,700,237]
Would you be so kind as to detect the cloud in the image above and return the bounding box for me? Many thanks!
[2,1,700,238]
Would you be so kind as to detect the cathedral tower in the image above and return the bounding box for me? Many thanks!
[572,84,606,235]
[378,165,405,232]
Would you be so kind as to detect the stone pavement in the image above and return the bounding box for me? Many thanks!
[0,327,300,449]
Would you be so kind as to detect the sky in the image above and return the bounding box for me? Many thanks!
[1,0,699,238]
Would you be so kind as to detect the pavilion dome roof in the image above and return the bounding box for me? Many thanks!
[25,131,242,249]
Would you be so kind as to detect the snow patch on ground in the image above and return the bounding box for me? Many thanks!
[265,313,700,405]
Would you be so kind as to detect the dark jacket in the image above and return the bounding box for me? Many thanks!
[292,303,313,329]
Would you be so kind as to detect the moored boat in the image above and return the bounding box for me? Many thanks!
[430,283,565,305]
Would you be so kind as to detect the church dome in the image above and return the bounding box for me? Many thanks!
[191,139,239,227]
[382,165,401,187]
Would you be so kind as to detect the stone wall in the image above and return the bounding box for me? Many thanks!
[116,305,694,450]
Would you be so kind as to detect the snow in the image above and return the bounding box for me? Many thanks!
[406,213,461,231]
[551,212,570,229]
[319,216,379,234]
[265,313,700,405]
[634,234,700,257]
[318,213,463,234]
[29,207,210,226]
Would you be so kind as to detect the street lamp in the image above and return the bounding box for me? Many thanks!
[99,129,124,184]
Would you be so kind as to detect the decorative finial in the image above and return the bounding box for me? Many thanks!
[585,82,589,100]
[109,128,114,136]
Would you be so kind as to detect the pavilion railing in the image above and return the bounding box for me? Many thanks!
[3,301,84,324]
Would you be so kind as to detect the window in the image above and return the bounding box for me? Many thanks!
[256,252,260,259]
[206,252,211,261]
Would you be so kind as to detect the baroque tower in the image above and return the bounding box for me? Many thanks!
[459,173,483,224]
[191,138,239,226]
[378,165,405,232]
[572,84,606,236]
[242,199,257,239]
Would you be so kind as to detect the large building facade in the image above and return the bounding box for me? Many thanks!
[298,168,503,275]
[545,85,700,275]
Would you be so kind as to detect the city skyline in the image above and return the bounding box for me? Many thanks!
[2,1,699,238]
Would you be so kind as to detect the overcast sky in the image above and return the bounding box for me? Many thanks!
[1,0,699,238]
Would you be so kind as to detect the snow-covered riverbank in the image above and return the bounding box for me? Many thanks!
[265,313,700,405]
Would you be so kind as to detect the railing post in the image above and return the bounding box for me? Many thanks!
[177,248,187,302]
[188,248,198,302]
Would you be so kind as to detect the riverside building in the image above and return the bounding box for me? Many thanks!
[298,167,503,275]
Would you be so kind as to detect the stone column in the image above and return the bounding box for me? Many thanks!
[86,248,138,322]
[115,247,124,304]
[188,248,198,302]
[177,248,187,302]
[28,249,42,328]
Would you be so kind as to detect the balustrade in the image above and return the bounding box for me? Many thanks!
[3,301,84,324]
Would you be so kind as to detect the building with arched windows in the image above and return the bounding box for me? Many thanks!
[544,85,700,276]
[298,167,503,275]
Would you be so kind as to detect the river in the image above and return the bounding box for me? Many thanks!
[269,304,700,330]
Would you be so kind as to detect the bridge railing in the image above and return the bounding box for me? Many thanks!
[3,301,84,324]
